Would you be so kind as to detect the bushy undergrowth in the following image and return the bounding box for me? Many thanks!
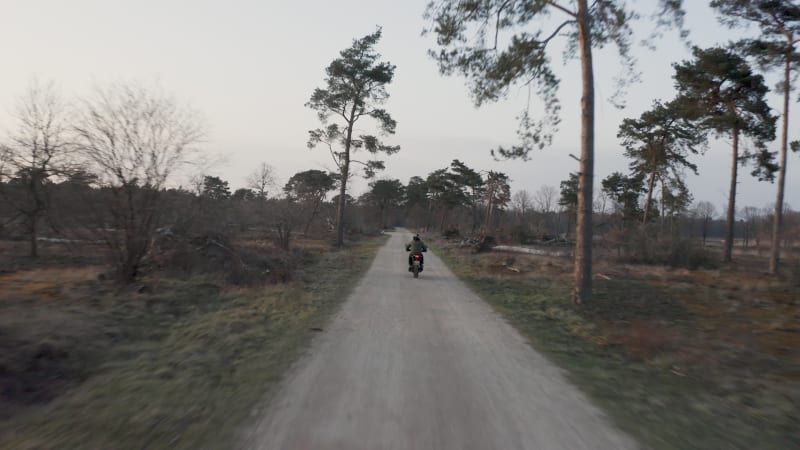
[434,240,798,450]
[0,235,386,450]
[150,231,321,285]
[609,227,719,269]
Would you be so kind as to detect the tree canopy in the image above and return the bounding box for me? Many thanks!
[618,99,706,224]
[711,0,800,274]
[424,0,687,159]
[306,28,399,246]
[424,0,687,304]
[202,176,231,200]
[363,178,405,228]
[673,46,778,261]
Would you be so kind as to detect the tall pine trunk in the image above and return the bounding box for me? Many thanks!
[335,166,348,246]
[484,183,495,232]
[769,58,791,274]
[642,168,657,225]
[304,199,322,235]
[724,126,739,262]
[659,178,666,232]
[574,0,595,305]
[336,109,357,247]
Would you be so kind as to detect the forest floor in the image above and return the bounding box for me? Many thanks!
[434,238,799,450]
[0,233,386,449]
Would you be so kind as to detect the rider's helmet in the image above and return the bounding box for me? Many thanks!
[413,234,420,241]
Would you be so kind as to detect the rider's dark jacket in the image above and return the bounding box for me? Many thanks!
[406,239,427,253]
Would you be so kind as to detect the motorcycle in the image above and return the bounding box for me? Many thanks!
[405,246,427,278]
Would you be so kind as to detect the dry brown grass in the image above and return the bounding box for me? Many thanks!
[436,237,799,449]
[0,264,109,419]
[0,267,100,297]
[0,234,386,449]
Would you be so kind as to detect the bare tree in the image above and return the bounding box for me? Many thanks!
[1,81,73,256]
[695,201,717,246]
[0,146,11,181]
[272,197,298,250]
[187,172,207,196]
[741,206,761,249]
[534,185,558,214]
[246,162,277,199]
[511,189,533,219]
[594,190,610,216]
[73,82,204,282]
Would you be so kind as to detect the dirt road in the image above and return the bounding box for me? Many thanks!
[243,231,638,450]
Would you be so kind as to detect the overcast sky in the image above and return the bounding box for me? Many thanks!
[2,0,798,215]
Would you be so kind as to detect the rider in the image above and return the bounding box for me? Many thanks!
[405,234,427,270]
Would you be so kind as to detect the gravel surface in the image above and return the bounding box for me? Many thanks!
[243,230,639,450]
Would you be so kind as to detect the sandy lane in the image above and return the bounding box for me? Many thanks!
[242,230,638,450]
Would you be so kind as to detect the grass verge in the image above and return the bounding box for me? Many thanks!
[0,235,386,450]
[433,241,798,450]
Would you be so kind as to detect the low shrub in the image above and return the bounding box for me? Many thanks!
[614,227,719,270]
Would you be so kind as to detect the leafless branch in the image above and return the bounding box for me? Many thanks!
[546,0,576,18]
[72,81,205,281]
[544,20,576,46]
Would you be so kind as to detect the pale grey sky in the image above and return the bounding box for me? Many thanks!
[2,0,798,215]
